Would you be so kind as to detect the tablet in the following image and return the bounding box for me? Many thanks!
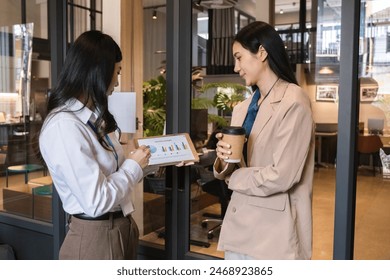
[136,133,200,166]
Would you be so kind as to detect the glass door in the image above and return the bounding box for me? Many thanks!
[0,22,50,221]
[354,0,390,259]
[140,0,220,260]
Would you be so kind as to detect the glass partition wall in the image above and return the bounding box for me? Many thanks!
[187,0,390,260]
[354,0,390,259]
[142,0,390,260]
[141,1,256,259]
[0,0,101,228]
[274,0,390,260]
[302,0,390,259]
[0,22,51,223]
[0,2,53,259]
[0,0,102,259]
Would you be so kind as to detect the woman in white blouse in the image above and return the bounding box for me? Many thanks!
[39,30,150,259]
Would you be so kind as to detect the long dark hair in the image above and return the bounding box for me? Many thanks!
[234,21,298,85]
[47,30,122,148]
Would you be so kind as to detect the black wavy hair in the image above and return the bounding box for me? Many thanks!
[47,30,122,149]
[234,21,298,86]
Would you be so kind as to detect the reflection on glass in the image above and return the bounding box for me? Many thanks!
[141,170,166,247]
[26,0,48,39]
[0,22,34,121]
[188,144,225,259]
[67,0,103,42]
[0,0,22,27]
[14,23,34,122]
[68,6,91,41]
[275,0,313,66]
[355,0,390,260]
[315,0,341,83]
[0,23,51,223]
[361,1,390,94]
[140,1,167,251]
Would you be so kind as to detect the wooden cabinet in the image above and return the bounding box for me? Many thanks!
[2,179,52,223]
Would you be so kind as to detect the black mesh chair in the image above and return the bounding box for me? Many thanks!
[199,177,231,239]
[193,129,232,239]
[193,153,232,239]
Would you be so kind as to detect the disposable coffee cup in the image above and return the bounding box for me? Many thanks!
[221,126,246,163]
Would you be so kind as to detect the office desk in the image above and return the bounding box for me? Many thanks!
[380,135,390,148]
[315,131,337,168]
[2,183,52,222]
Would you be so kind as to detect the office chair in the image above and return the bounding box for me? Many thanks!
[199,178,231,239]
[192,157,232,239]
[192,129,233,239]
[357,134,383,176]
[5,125,46,188]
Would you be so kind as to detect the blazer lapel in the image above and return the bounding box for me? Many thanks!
[246,81,289,164]
[233,97,251,127]
[246,100,272,162]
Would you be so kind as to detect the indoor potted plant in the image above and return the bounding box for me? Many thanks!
[142,74,166,137]
[142,74,250,193]
[142,75,167,193]
[142,74,234,137]
[198,82,250,118]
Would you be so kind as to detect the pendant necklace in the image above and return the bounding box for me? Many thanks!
[258,77,279,106]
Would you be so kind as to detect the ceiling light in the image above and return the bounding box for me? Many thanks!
[152,10,157,20]
[319,66,334,74]
[279,9,284,14]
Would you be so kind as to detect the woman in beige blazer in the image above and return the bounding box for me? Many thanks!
[214,21,315,260]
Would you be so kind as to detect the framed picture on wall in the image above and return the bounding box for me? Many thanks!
[360,86,378,102]
[316,85,338,102]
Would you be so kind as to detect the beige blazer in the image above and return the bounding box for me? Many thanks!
[214,79,315,259]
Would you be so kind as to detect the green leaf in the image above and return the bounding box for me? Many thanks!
[207,114,229,127]
[191,97,215,109]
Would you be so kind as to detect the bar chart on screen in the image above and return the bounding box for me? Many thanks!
[137,133,199,166]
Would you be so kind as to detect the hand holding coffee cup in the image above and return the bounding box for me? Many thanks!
[216,126,246,163]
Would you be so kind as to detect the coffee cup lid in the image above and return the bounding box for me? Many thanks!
[222,126,246,135]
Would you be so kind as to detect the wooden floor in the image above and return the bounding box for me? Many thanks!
[2,166,390,260]
[141,166,390,260]
[312,166,390,259]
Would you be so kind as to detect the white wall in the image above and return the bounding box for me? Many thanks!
[297,65,389,133]
[102,0,121,91]
[102,0,145,234]
[255,0,271,23]
[102,0,121,43]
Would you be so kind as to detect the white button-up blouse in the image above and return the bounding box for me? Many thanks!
[39,99,142,217]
